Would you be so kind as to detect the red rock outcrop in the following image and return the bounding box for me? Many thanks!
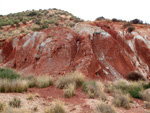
[1,21,150,80]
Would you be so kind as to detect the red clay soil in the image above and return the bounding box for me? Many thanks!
[1,21,150,80]
[28,86,93,113]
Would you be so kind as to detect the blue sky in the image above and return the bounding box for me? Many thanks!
[0,0,150,23]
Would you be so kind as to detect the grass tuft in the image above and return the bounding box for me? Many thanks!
[36,76,53,88]
[96,102,116,113]
[64,83,76,98]
[9,97,21,108]
[82,81,106,100]
[56,71,85,89]
[46,100,66,113]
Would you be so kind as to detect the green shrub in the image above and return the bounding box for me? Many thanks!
[82,81,106,100]
[64,83,76,98]
[41,24,48,29]
[9,98,21,108]
[0,68,20,80]
[96,102,116,113]
[27,12,37,16]
[127,26,135,33]
[36,76,53,88]
[143,82,150,89]
[56,71,85,89]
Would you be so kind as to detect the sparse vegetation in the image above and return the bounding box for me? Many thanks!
[82,81,106,100]
[36,76,53,88]
[0,8,83,39]
[64,83,76,98]
[56,71,85,89]
[9,97,21,108]
[96,102,116,113]
[46,100,66,113]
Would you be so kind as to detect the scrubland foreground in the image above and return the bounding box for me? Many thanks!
[0,68,150,113]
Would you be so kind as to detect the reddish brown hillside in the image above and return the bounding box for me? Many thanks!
[1,20,150,80]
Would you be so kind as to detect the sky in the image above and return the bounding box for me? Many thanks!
[0,0,150,23]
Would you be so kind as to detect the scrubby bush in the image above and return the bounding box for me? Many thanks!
[127,26,135,33]
[131,19,143,24]
[143,82,150,89]
[27,12,37,16]
[56,71,85,89]
[0,103,5,112]
[47,100,66,113]
[126,72,145,81]
[36,76,53,88]
[64,83,76,98]
[123,22,131,28]
[112,18,120,22]
[145,102,150,109]
[0,68,20,80]
[112,90,130,109]
[140,89,150,102]
[24,75,36,88]
[96,102,116,113]
[9,98,21,108]
[95,16,105,21]
[41,24,48,29]
[113,79,143,98]
[82,81,106,100]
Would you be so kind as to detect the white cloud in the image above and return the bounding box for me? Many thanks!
[0,0,150,23]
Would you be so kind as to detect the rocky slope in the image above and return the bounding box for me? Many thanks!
[0,20,150,80]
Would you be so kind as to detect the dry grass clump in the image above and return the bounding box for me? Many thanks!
[95,102,116,113]
[36,76,53,88]
[9,97,21,108]
[0,102,5,112]
[24,75,36,88]
[112,90,131,109]
[140,89,150,102]
[56,71,85,89]
[64,83,76,98]
[27,93,34,100]
[82,81,106,100]
[0,79,28,93]
[45,100,66,113]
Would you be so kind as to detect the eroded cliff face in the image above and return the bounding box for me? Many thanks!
[0,20,150,80]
